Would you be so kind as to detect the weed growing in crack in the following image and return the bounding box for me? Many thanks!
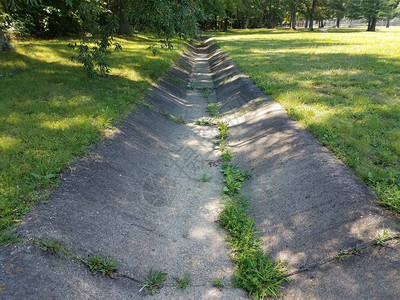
[174,272,192,290]
[187,82,197,90]
[201,173,212,182]
[375,229,392,246]
[216,124,289,299]
[203,88,210,99]
[36,239,77,259]
[195,118,215,126]
[212,277,225,290]
[141,102,153,109]
[208,102,218,117]
[336,245,362,260]
[159,110,173,119]
[36,239,118,278]
[83,256,118,277]
[159,110,186,124]
[221,164,250,196]
[174,114,187,124]
[139,269,168,295]
[221,151,233,163]
[217,140,229,152]
[217,122,228,140]
[219,193,289,299]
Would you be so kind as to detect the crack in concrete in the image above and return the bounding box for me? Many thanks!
[285,234,400,278]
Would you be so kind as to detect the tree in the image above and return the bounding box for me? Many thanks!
[360,0,389,31]
[197,0,226,30]
[298,0,313,29]
[286,0,298,29]
[113,0,132,35]
[0,0,38,50]
[346,0,362,25]
[0,23,12,50]
[309,0,317,31]
[328,0,346,27]
[131,0,200,42]
[383,0,399,27]
[0,0,85,50]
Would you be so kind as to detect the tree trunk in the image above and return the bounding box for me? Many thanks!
[336,18,340,28]
[290,3,296,30]
[367,18,376,31]
[349,19,353,27]
[268,2,274,28]
[309,0,317,31]
[245,16,250,29]
[118,0,131,35]
[386,16,390,28]
[0,25,14,51]
[223,19,228,31]
[259,11,264,27]
[305,20,308,28]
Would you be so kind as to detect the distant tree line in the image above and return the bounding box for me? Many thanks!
[201,0,399,32]
[1,0,400,50]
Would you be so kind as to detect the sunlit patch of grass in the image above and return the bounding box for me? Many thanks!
[213,27,400,213]
[0,36,185,244]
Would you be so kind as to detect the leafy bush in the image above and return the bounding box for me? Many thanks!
[69,17,122,78]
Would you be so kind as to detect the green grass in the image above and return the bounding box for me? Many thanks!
[212,27,400,213]
[0,36,185,244]
[216,123,288,299]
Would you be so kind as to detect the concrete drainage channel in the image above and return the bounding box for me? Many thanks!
[1,40,399,299]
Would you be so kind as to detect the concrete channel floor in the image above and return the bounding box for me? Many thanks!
[1,41,400,300]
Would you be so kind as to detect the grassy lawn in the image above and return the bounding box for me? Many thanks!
[0,36,185,245]
[212,27,400,213]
